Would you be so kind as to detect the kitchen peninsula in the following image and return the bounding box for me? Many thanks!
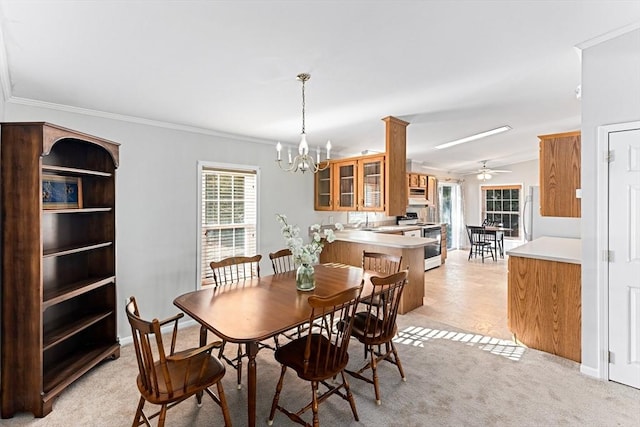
[506,237,582,362]
[319,230,433,314]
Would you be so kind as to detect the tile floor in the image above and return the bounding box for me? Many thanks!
[414,248,511,340]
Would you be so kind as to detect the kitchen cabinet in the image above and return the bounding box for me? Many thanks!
[314,166,333,210]
[440,224,447,263]
[1,122,120,418]
[407,173,427,201]
[506,237,581,362]
[406,173,436,205]
[358,155,385,211]
[427,176,437,204]
[313,116,407,215]
[538,131,581,217]
[329,155,385,212]
[332,158,358,211]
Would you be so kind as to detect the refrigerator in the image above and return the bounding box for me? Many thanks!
[522,186,581,242]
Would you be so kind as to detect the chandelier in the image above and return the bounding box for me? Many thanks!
[276,73,331,173]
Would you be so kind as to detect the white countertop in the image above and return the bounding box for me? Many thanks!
[506,236,582,264]
[333,230,435,249]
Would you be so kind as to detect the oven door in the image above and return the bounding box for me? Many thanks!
[422,226,442,270]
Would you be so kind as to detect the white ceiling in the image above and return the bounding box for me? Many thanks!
[0,1,639,174]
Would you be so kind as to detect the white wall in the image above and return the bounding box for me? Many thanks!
[462,158,538,249]
[3,102,324,340]
[581,28,640,373]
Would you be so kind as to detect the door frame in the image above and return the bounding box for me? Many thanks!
[595,120,640,380]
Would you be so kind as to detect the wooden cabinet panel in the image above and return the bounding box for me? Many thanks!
[359,155,385,211]
[314,166,333,210]
[312,116,407,215]
[427,176,437,204]
[508,256,581,362]
[539,131,581,217]
[1,123,120,418]
[333,159,358,211]
[320,239,424,314]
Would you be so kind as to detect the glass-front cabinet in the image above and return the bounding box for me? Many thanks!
[359,155,385,211]
[314,166,333,210]
[333,159,357,211]
[316,155,385,212]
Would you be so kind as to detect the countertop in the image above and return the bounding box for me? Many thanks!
[333,230,435,249]
[506,236,582,264]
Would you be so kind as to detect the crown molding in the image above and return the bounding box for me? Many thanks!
[6,95,277,145]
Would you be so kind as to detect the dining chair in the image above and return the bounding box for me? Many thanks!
[208,254,263,389]
[345,270,408,405]
[482,219,504,259]
[267,284,364,427]
[270,248,309,342]
[269,248,295,274]
[466,225,495,262]
[125,296,232,427]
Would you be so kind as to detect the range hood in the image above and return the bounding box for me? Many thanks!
[408,197,430,206]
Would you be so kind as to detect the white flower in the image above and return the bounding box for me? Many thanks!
[276,214,342,266]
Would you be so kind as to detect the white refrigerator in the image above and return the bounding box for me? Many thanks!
[522,186,581,242]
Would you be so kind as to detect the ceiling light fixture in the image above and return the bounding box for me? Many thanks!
[434,125,512,150]
[276,73,331,174]
[477,171,492,181]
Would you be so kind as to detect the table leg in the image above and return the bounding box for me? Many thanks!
[246,340,259,427]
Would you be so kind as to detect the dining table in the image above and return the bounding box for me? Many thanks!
[481,225,511,259]
[173,263,373,427]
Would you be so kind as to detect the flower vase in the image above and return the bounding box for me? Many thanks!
[296,263,315,291]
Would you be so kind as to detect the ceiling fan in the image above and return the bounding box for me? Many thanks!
[469,161,511,181]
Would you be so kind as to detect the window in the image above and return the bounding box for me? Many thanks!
[481,185,521,239]
[199,164,258,286]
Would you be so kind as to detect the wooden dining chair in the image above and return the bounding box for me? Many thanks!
[466,225,495,262]
[125,297,232,427]
[207,254,263,389]
[267,284,364,427]
[269,248,295,274]
[345,270,408,405]
[360,251,402,305]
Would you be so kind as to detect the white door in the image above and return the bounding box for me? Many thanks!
[609,127,640,389]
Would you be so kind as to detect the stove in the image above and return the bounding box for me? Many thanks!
[397,213,442,270]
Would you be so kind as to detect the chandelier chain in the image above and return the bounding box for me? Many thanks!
[297,73,310,134]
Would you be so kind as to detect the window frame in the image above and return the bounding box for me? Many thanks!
[197,161,260,288]
[480,184,522,240]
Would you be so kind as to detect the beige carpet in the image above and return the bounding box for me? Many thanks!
[4,310,639,426]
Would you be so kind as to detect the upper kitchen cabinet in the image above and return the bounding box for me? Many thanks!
[359,154,385,211]
[313,116,407,215]
[314,165,333,210]
[325,155,385,212]
[333,158,359,211]
[538,131,581,217]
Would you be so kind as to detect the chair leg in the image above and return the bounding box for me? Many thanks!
[236,344,243,389]
[268,365,287,425]
[341,370,360,421]
[132,396,146,427]
[157,404,168,427]
[216,381,233,427]
[390,341,406,381]
[311,381,320,427]
[369,346,381,405]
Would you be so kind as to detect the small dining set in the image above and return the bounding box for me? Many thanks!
[466,219,510,262]
[125,250,409,427]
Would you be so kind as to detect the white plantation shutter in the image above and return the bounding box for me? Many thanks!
[200,166,257,286]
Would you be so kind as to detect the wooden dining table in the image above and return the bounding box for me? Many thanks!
[173,263,373,427]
